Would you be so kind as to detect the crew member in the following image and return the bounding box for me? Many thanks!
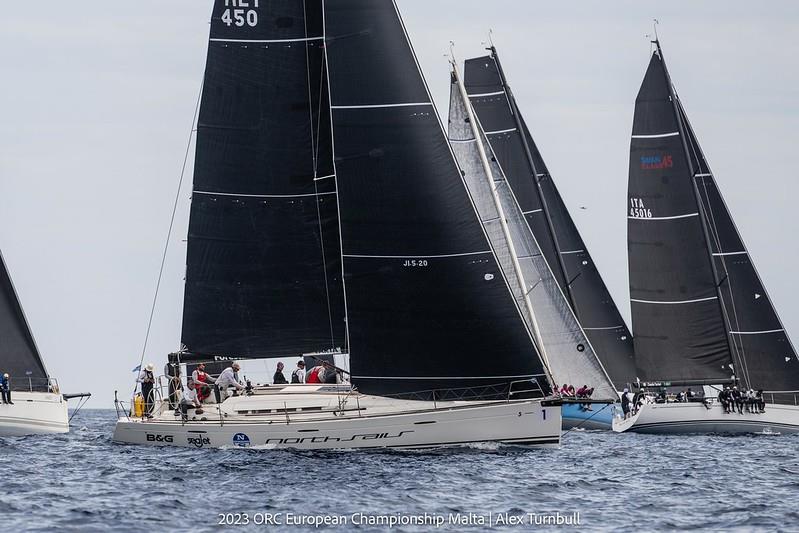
[621,388,631,419]
[192,363,215,403]
[137,363,156,418]
[306,364,326,384]
[291,360,306,384]
[0,373,12,405]
[180,380,203,421]
[755,389,766,413]
[273,362,288,385]
[216,363,245,402]
[732,386,744,414]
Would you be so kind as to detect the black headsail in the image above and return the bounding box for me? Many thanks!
[464,48,637,389]
[0,249,49,390]
[181,0,347,360]
[323,0,552,397]
[626,41,798,388]
[674,61,799,399]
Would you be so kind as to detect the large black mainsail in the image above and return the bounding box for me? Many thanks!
[628,41,799,397]
[324,0,552,397]
[464,48,637,389]
[179,0,552,399]
[0,249,49,389]
[181,0,346,360]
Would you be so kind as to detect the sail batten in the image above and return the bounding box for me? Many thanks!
[628,43,799,399]
[324,0,551,397]
[449,65,617,401]
[181,0,346,359]
[465,49,636,389]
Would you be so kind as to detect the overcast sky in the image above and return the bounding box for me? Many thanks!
[1,1,797,408]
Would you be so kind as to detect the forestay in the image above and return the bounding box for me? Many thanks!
[675,72,799,399]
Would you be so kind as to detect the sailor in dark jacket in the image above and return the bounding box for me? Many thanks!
[273,362,288,385]
[621,388,631,419]
[0,373,12,404]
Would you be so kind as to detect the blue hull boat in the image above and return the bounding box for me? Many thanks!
[562,401,616,430]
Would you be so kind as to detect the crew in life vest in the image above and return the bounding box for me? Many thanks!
[291,360,306,384]
[191,363,215,403]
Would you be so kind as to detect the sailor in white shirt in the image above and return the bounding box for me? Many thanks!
[291,360,306,384]
[216,363,245,401]
[180,380,202,420]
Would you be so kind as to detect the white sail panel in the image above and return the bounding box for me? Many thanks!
[448,73,616,400]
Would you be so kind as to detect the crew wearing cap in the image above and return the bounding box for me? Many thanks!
[137,363,156,418]
[291,360,306,384]
[216,363,245,402]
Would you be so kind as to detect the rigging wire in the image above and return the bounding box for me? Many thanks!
[304,1,337,349]
[134,79,204,390]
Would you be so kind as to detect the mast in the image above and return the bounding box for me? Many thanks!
[654,39,739,382]
[450,55,550,369]
[490,47,576,312]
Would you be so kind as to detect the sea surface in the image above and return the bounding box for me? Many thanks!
[2,409,797,532]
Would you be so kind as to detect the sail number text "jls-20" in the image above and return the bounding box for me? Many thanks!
[403,259,429,268]
[221,0,259,28]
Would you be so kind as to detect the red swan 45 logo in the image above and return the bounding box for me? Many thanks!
[640,154,673,170]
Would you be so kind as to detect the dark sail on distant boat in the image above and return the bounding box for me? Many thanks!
[0,249,49,389]
[464,47,636,389]
[325,0,552,397]
[628,41,799,399]
[448,64,617,400]
[179,0,553,399]
[181,0,346,360]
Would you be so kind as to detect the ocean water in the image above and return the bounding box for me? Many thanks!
[2,409,797,532]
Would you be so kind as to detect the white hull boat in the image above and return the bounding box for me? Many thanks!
[113,386,561,450]
[0,391,69,437]
[613,401,799,435]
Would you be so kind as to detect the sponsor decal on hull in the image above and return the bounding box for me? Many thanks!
[265,431,413,446]
[187,435,212,448]
[146,433,174,443]
[233,433,251,448]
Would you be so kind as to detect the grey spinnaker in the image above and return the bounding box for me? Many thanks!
[464,48,636,389]
[628,41,799,401]
[449,64,617,401]
[0,249,49,390]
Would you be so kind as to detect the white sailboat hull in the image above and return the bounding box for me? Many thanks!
[113,387,561,449]
[0,391,69,436]
[612,401,799,435]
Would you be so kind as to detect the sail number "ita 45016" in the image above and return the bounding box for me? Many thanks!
[221,0,259,28]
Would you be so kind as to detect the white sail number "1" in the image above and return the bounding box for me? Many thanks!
[222,0,259,28]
